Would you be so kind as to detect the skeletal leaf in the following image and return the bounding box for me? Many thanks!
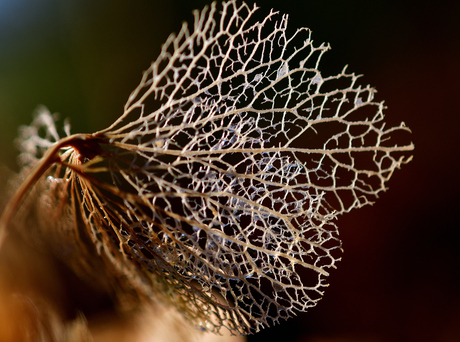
[1,0,413,336]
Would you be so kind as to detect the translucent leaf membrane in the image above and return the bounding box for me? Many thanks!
[11,0,413,336]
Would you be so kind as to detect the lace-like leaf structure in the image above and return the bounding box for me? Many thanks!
[16,0,413,335]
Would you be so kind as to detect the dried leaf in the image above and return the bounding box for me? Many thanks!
[0,0,413,336]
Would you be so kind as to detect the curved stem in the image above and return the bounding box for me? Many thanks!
[0,134,90,251]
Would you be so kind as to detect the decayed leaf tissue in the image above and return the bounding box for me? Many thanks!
[0,0,413,340]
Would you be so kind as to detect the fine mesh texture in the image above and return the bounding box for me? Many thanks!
[16,0,413,335]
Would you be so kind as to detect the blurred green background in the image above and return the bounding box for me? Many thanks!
[1,0,459,341]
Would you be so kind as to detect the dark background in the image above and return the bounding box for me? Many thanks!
[0,1,459,341]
